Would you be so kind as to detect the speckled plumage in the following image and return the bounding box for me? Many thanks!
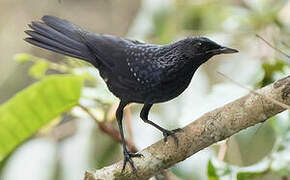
[25,15,238,172]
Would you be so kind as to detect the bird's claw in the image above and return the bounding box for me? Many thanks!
[162,128,183,147]
[121,151,143,173]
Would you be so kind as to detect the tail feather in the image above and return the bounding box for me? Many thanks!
[24,37,87,60]
[24,15,95,64]
[42,15,83,43]
[25,30,83,56]
[29,21,83,50]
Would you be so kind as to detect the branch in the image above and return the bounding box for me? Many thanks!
[256,34,290,59]
[83,75,290,180]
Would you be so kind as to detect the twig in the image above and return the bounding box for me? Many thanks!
[50,120,77,141]
[91,97,112,107]
[36,119,77,140]
[256,34,290,58]
[78,104,138,152]
[217,71,290,110]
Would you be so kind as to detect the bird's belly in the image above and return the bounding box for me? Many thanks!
[106,79,149,103]
[149,82,190,103]
[147,72,194,103]
[105,72,193,104]
[136,77,192,104]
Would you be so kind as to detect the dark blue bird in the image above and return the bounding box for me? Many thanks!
[24,15,238,172]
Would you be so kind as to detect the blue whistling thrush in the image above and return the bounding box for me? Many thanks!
[25,15,238,172]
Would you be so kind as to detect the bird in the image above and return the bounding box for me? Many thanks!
[24,15,238,172]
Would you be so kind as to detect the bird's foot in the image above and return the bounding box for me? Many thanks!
[162,128,183,147]
[122,150,143,173]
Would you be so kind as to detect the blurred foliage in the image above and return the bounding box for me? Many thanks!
[0,73,84,161]
[150,0,289,44]
[207,160,219,180]
[151,1,229,43]
[29,61,49,79]
[0,54,100,163]
[0,53,120,178]
[255,59,289,87]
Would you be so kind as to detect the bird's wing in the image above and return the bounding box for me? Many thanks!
[77,32,126,69]
[78,31,168,89]
[78,31,148,86]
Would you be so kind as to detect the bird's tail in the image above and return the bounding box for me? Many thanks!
[25,15,94,64]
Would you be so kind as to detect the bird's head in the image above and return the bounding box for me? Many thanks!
[180,37,238,64]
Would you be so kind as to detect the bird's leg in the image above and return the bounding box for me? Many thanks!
[116,101,143,173]
[140,104,183,147]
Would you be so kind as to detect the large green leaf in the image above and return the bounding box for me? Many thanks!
[0,74,84,161]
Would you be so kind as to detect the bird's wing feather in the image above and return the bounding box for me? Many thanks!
[78,31,146,87]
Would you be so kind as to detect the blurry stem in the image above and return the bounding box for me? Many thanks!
[124,104,135,147]
[78,104,138,153]
[36,119,77,140]
[217,140,228,161]
[256,34,290,59]
[81,96,112,111]
[84,75,290,180]
[107,102,119,121]
[91,98,112,107]
[50,119,77,141]
[268,136,283,167]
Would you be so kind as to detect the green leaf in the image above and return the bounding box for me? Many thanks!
[237,171,264,180]
[0,74,84,161]
[207,160,219,180]
[13,53,33,62]
[29,60,49,78]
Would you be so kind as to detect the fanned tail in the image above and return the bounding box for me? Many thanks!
[24,15,96,66]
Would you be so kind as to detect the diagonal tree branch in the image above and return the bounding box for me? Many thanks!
[83,75,290,180]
